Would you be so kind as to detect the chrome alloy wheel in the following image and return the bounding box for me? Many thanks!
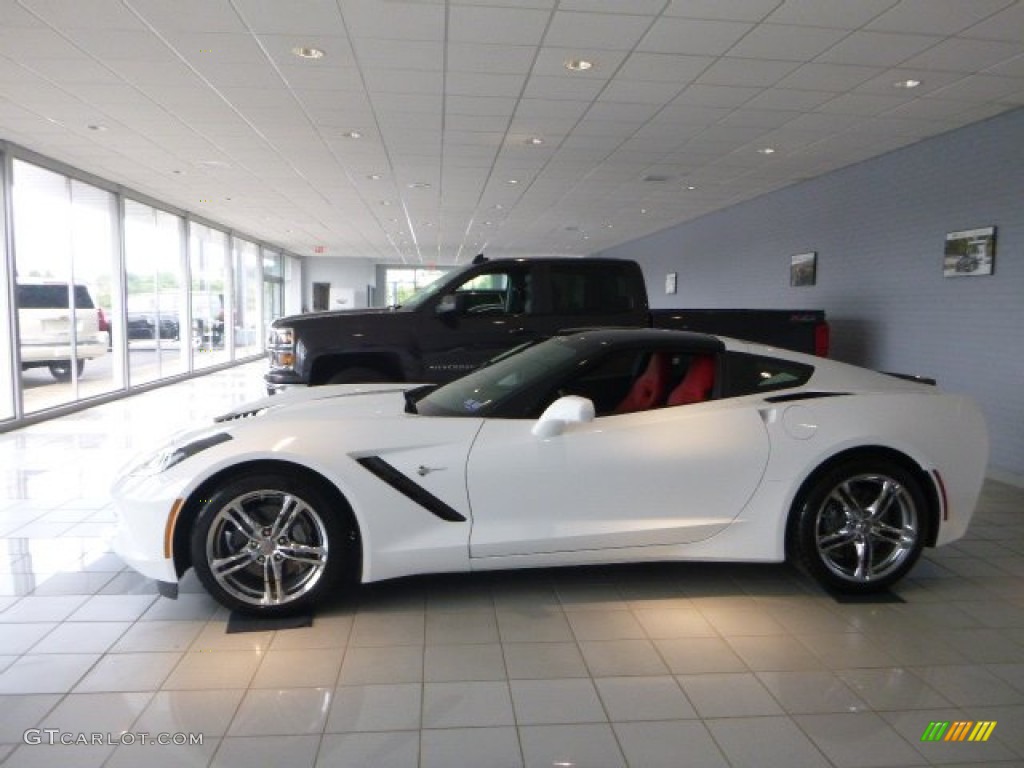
[205,490,329,607]
[814,473,920,584]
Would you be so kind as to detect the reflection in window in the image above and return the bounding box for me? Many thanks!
[190,223,229,370]
[233,238,262,358]
[124,200,187,385]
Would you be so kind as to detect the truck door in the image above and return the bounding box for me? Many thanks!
[419,263,538,381]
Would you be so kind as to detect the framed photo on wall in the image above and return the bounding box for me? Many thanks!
[944,226,996,277]
[790,252,817,287]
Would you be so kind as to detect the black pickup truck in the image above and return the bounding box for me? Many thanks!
[265,256,828,393]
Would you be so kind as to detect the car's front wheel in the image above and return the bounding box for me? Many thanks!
[791,459,928,593]
[190,472,353,616]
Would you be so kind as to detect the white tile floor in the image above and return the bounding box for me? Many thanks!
[0,362,1022,767]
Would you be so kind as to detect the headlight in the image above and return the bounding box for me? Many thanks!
[268,327,295,369]
[128,432,232,476]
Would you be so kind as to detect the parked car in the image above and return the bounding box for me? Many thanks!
[126,292,224,346]
[112,329,988,616]
[16,280,108,381]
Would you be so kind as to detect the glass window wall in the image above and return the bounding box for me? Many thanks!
[233,238,262,358]
[189,222,230,370]
[11,161,121,414]
[124,199,187,386]
[1,152,297,429]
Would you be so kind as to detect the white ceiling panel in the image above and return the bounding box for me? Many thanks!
[0,0,1020,262]
[639,18,755,56]
[545,11,653,50]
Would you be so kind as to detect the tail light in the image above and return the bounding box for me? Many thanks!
[97,307,110,332]
[814,322,830,358]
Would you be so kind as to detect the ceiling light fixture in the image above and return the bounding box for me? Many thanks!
[757,147,776,155]
[343,131,362,139]
[685,185,696,190]
[894,78,922,89]
[507,179,519,185]
[367,173,382,180]
[565,58,593,72]
[407,181,431,189]
[292,46,325,60]
[525,137,544,146]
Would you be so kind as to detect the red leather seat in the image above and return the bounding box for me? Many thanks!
[614,351,670,414]
[667,355,715,406]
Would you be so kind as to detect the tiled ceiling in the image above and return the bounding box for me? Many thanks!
[1,0,1022,265]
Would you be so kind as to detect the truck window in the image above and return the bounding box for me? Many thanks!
[452,269,527,314]
[549,264,637,314]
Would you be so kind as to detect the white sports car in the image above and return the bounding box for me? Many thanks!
[112,329,988,616]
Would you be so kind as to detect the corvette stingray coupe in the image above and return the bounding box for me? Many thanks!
[112,329,988,616]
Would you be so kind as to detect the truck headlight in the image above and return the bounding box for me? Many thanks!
[268,327,295,368]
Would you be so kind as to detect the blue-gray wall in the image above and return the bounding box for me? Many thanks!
[598,107,1024,482]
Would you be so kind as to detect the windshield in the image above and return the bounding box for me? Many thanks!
[398,265,470,311]
[417,337,580,417]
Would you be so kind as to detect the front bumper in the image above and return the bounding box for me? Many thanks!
[264,368,306,395]
[111,472,188,586]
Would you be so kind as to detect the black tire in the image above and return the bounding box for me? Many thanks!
[327,366,391,384]
[49,359,85,382]
[190,471,355,616]
[790,458,928,594]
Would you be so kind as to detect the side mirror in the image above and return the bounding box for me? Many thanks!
[435,294,458,315]
[532,395,595,439]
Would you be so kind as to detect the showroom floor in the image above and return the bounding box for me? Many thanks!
[0,364,1022,768]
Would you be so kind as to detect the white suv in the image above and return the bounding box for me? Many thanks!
[17,280,108,381]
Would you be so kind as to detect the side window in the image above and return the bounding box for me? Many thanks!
[549,264,637,314]
[451,270,525,314]
[722,352,813,397]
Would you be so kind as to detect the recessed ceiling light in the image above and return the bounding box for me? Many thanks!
[507,179,519,185]
[757,147,776,155]
[292,46,325,60]
[343,131,362,139]
[605,224,613,229]
[493,204,504,210]
[685,185,696,190]
[894,78,922,89]
[565,58,594,72]
[407,182,431,189]
[525,137,544,146]
[367,173,382,180]
[640,208,648,214]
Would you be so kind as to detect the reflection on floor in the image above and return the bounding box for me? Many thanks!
[0,362,1022,767]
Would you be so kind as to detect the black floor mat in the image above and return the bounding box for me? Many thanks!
[828,590,905,604]
[226,611,314,633]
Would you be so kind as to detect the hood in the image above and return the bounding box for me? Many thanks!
[273,307,398,327]
[214,382,421,424]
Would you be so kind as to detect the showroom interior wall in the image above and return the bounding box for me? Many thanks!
[597,106,1024,484]
[301,256,377,312]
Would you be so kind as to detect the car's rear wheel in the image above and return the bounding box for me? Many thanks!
[190,472,352,616]
[792,458,927,593]
[49,359,85,381]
